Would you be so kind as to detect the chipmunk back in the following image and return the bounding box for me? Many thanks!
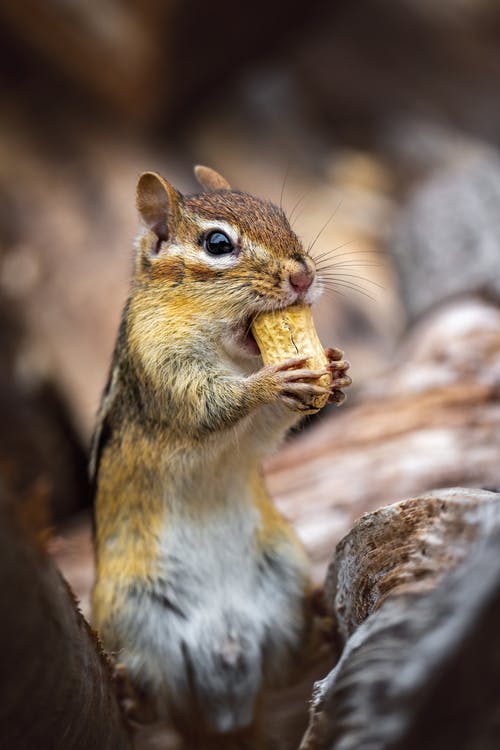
[91,166,350,746]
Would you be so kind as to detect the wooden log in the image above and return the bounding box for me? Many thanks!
[301,487,500,750]
[0,498,131,750]
[391,145,500,319]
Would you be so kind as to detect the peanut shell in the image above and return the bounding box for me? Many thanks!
[251,304,331,411]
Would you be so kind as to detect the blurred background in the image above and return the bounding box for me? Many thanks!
[1,0,500,604]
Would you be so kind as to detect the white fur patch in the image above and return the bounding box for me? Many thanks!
[114,441,309,730]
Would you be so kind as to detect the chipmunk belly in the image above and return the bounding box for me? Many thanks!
[118,468,310,733]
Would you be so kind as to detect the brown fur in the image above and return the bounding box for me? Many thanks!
[90,167,348,745]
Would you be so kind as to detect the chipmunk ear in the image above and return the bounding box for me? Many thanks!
[194,165,231,192]
[136,172,181,240]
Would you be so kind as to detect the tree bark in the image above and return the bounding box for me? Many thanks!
[302,488,500,750]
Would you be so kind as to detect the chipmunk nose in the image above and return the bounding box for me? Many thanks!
[289,264,314,292]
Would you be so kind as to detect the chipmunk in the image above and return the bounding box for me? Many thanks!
[90,166,351,748]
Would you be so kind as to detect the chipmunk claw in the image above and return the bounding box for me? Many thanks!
[329,389,347,406]
[324,348,351,406]
[324,347,344,362]
[262,358,330,413]
[325,349,350,373]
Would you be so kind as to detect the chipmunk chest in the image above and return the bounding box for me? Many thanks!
[149,456,304,621]
[157,491,259,591]
[152,510,264,637]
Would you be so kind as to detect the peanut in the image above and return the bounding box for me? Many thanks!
[251,304,331,411]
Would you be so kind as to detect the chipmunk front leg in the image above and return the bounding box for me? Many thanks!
[170,356,331,432]
[250,356,331,413]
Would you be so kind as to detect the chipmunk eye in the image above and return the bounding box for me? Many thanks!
[204,231,234,255]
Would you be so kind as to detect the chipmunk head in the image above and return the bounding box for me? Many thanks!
[134,166,320,358]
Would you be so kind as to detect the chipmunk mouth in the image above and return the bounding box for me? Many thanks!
[229,300,295,359]
[241,320,261,355]
[229,318,261,357]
